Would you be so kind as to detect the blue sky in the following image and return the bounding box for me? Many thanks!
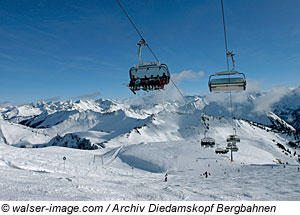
[0,0,300,103]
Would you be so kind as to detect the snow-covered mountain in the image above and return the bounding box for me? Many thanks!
[0,87,300,200]
[1,87,300,149]
[2,86,300,130]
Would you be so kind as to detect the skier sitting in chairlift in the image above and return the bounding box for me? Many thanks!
[161,72,168,89]
[142,75,149,90]
[135,76,141,90]
[155,75,160,89]
[129,75,136,89]
[149,75,155,90]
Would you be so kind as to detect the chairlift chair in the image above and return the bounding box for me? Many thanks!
[226,134,240,143]
[209,71,246,92]
[215,147,229,154]
[129,62,170,83]
[231,146,238,152]
[201,137,216,147]
[226,142,232,150]
[128,39,170,93]
[226,142,238,152]
[208,51,246,92]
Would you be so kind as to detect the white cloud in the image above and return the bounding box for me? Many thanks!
[205,78,263,105]
[245,78,263,93]
[39,96,61,102]
[128,82,186,109]
[129,71,199,108]
[0,101,16,106]
[172,70,205,82]
[72,92,101,100]
[254,85,291,114]
[206,91,229,104]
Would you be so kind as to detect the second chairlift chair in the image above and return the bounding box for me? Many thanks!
[208,51,246,92]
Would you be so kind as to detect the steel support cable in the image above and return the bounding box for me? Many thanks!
[115,0,159,62]
[221,0,229,71]
[220,0,234,131]
[146,44,159,62]
[115,0,143,39]
[170,79,206,129]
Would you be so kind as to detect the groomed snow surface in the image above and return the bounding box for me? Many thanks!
[0,97,300,200]
[0,139,299,200]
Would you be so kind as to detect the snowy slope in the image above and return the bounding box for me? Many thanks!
[0,119,51,147]
[0,88,300,200]
[0,135,299,200]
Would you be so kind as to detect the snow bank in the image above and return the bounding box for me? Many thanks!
[118,143,177,173]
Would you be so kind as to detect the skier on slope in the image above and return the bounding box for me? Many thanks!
[204,171,210,178]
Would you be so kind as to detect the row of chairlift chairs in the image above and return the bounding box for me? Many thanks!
[127,41,246,94]
[200,131,239,151]
[202,132,240,154]
[202,52,246,153]
[126,40,246,154]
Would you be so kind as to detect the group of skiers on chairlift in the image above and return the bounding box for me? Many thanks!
[129,72,169,91]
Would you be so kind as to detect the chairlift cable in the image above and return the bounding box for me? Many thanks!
[220,0,234,130]
[221,0,230,71]
[170,79,206,129]
[115,0,159,62]
[146,44,160,62]
[115,0,143,40]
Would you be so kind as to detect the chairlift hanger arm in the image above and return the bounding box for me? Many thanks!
[227,51,236,71]
[137,39,147,64]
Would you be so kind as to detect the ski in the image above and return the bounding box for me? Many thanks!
[126,85,136,94]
